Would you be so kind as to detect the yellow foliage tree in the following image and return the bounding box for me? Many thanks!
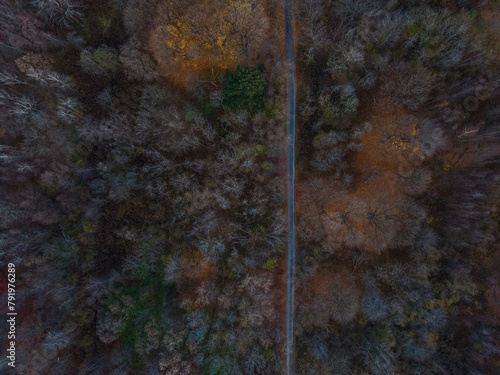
[149,0,269,84]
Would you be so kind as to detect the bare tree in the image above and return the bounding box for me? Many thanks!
[32,0,82,28]
[395,63,436,110]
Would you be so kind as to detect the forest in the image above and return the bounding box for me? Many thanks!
[0,0,498,374]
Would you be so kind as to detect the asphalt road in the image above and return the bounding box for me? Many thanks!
[285,0,296,374]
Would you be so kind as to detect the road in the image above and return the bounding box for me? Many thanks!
[285,0,296,374]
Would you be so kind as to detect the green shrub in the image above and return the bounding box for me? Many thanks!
[263,257,277,270]
[223,65,266,114]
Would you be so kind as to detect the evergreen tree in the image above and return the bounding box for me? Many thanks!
[222,65,266,114]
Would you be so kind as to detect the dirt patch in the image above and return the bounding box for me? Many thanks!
[177,256,217,307]
[351,96,414,193]
[296,265,361,327]
[298,84,424,253]
[307,265,351,302]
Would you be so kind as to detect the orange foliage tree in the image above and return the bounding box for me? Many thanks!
[149,0,269,84]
